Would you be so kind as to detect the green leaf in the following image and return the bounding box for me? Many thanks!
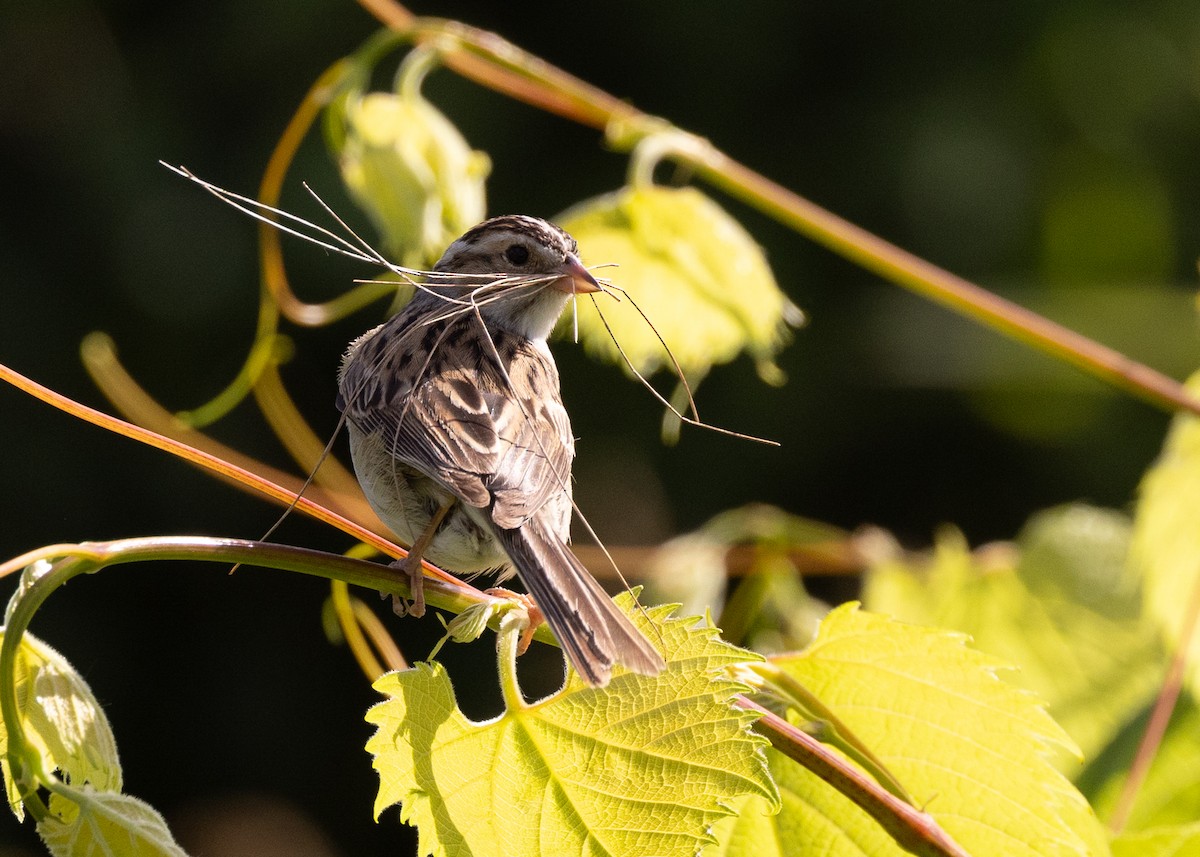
[1111,821,1200,857]
[863,513,1164,764]
[38,788,188,857]
[711,749,937,857]
[326,45,489,268]
[1084,695,1200,832]
[0,631,122,820]
[1132,369,1200,695]
[766,604,1108,857]
[702,793,781,857]
[556,185,802,385]
[366,603,777,857]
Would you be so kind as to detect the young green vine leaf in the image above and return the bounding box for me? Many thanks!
[327,39,490,269]
[366,598,778,857]
[863,514,1165,766]
[1086,694,1200,834]
[38,790,187,857]
[756,604,1108,857]
[557,184,801,387]
[0,630,122,822]
[1133,369,1200,695]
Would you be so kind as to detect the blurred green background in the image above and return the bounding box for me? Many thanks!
[1,1,1198,854]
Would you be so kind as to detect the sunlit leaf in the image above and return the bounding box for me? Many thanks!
[0,630,122,821]
[702,792,781,857]
[366,601,777,857]
[326,46,489,268]
[864,513,1163,764]
[1131,369,1200,695]
[1085,695,1200,833]
[765,604,1108,857]
[1111,821,1200,857]
[557,185,802,385]
[1018,504,1140,617]
[38,789,188,857]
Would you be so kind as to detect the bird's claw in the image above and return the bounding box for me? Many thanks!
[389,555,427,618]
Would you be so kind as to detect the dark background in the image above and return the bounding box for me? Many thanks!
[1,1,1198,854]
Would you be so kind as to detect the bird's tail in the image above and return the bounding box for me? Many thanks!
[491,521,665,687]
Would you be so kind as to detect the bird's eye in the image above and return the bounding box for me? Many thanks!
[504,244,530,265]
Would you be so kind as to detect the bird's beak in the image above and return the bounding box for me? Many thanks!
[553,254,601,294]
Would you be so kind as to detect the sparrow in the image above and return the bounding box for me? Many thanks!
[337,215,665,686]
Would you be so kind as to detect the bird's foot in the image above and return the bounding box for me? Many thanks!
[387,554,427,618]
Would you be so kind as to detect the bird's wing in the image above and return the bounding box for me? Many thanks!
[481,345,575,530]
[338,313,574,527]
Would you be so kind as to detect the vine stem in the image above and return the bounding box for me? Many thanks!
[0,535,556,813]
[0,358,470,594]
[496,609,529,711]
[747,661,912,804]
[736,697,971,857]
[330,581,388,681]
[353,0,1200,418]
[695,152,1197,414]
[0,556,95,821]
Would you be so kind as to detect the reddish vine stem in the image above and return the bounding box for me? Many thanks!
[737,697,971,857]
[0,360,466,591]
[696,155,1199,415]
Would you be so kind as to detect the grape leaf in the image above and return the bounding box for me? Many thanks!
[1111,822,1200,857]
[1131,369,1200,694]
[704,762,900,857]
[366,602,777,857]
[557,185,802,385]
[38,789,188,857]
[0,631,122,820]
[763,604,1108,857]
[1085,695,1200,832]
[864,514,1163,764]
[700,787,787,854]
[326,46,489,268]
